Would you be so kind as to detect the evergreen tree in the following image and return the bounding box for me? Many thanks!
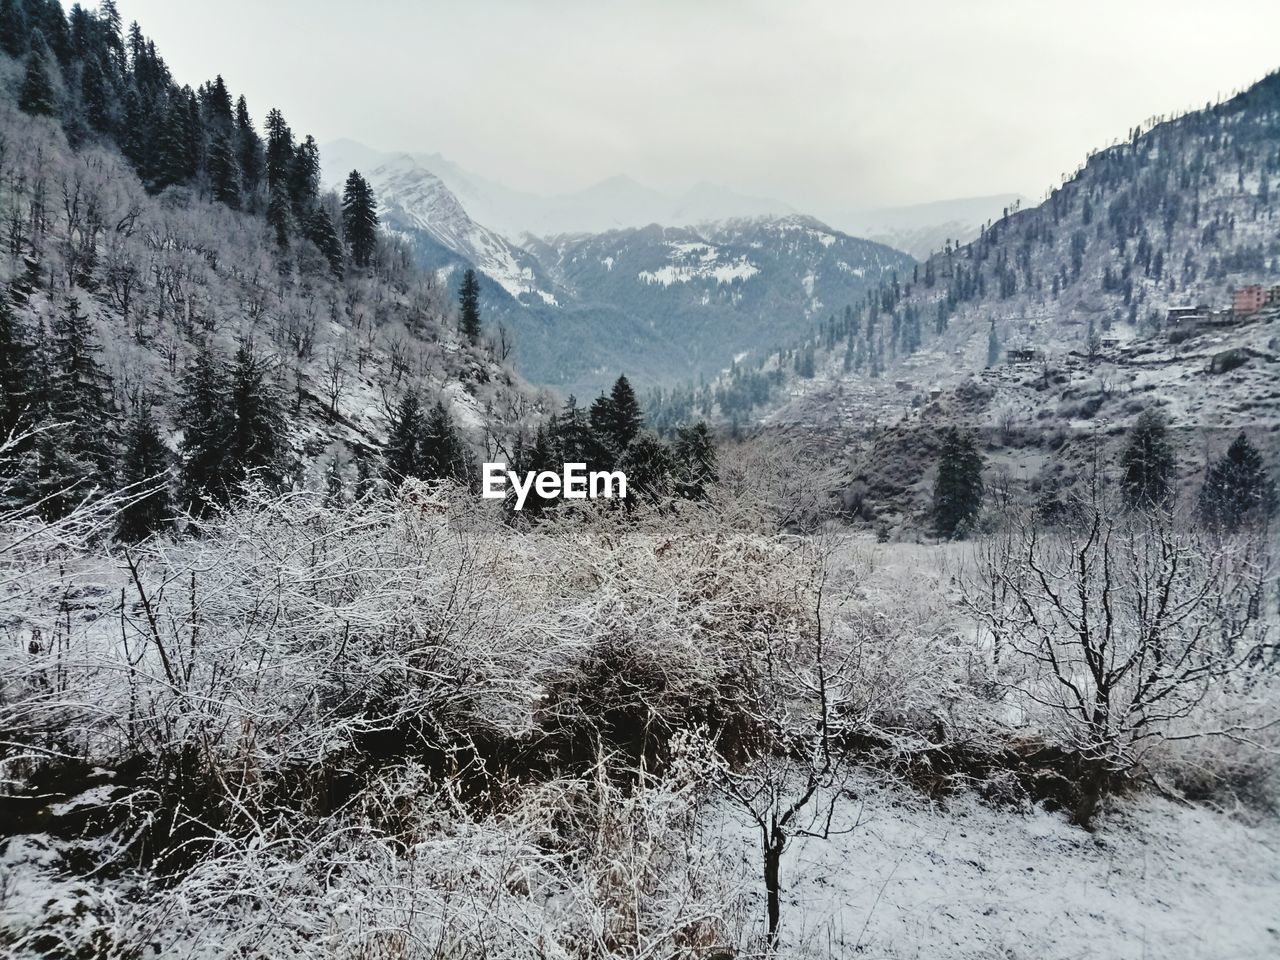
[0,0,28,57]
[554,395,592,465]
[932,427,985,539]
[382,390,423,483]
[289,134,320,210]
[621,432,674,503]
[18,43,58,118]
[235,95,262,197]
[224,341,287,492]
[672,421,717,500]
[47,297,116,480]
[80,56,113,133]
[601,375,643,453]
[264,107,294,190]
[1120,408,1175,510]
[207,131,242,209]
[986,321,1001,367]
[178,343,231,511]
[420,400,473,487]
[266,181,292,249]
[341,170,378,268]
[1197,433,1277,533]
[116,400,172,540]
[304,205,344,277]
[0,298,36,443]
[458,268,481,344]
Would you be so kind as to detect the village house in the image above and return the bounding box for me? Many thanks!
[1232,284,1265,316]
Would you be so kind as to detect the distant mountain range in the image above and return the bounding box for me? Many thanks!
[834,194,1026,260]
[321,143,914,394]
[322,140,794,238]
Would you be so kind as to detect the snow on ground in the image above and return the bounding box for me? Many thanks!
[716,781,1280,959]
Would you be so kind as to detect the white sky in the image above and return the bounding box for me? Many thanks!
[117,0,1280,211]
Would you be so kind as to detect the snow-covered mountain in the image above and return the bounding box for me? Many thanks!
[330,153,562,306]
[520,215,914,390]
[322,139,793,239]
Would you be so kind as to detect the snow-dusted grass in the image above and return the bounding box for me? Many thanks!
[718,778,1280,959]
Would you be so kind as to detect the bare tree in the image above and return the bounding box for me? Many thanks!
[963,489,1272,827]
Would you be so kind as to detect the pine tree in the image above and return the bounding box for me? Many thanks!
[672,422,717,500]
[932,427,985,539]
[178,343,231,511]
[603,375,643,452]
[621,432,674,503]
[1120,408,1175,510]
[383,390,423,483]
[266,181,292,249]
[289,134,320,210]
[18,43,58,118]
[1197,433,1277,533]
[47,297,116,480]
[304,205,344,277]
[264,107,294,191]
[117,400,172,540]
[0,0,28,57]
[459,268,481,344]
[207,131,241,209]
[80,56,114,134]
[986,322,1001,367]
[420,400,473,487]
[341,170,378,268]
[235,96,262,197]
[224,342,287,492]
[0,298,36,443]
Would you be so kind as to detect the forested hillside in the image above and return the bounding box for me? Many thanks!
[0,0,544,534]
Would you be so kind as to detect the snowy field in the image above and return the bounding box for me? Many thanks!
[719,783,1280,959]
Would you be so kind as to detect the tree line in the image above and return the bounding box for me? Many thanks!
[932,409,1275,539]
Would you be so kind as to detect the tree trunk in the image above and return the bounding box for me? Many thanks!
[764,828,785,950]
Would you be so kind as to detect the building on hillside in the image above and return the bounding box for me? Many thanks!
[1166,306,1208,326]
[1006,347,1043,364]
[1232,284,1265,316]
[1267,285,1280,305]
[1101,335,1120,349]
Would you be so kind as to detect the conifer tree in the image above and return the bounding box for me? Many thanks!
[289,134,320,210]
[605,375,643,451]
[18,42,58,118]
[1120,408,1175,510]
[0,298,36,443]
[224,341,287,492]
[207,131,241,209]
[1197,433,1277,533]
[0,0,28,57]
[932,427,984,539]
[305,205,344,277]
[459,268,481,344]
[672,421,717,500]
[621,432,674,502]
[47,297,115,480]
[341,170,378,268]
[986,321,1001,367]
[235,95,263,196]
[264,107,294,190]
[383,390,423,483]
[177,343,231,511]
[117,400,172,540]
[80,56,113,133]
[420,400,473,487]
[266,181,292,249]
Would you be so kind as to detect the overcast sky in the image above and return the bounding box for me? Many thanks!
[118,0,1280,212]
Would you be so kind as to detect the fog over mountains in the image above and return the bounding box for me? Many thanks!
[322,140,917,393]
[322,139,796,238]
